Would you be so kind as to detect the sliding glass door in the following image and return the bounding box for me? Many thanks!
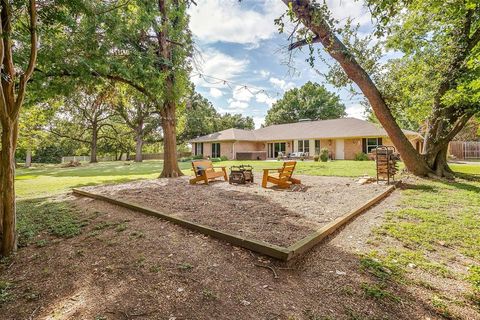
[267,142,286,158]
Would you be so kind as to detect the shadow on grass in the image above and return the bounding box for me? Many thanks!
[440,179,480,194]
[454,171,480,182]
[399,183,439,192]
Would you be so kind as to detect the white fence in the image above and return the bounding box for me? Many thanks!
[61,155,117,163]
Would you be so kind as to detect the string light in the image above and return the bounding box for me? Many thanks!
[191,72,281,99]
[192,72,367,104]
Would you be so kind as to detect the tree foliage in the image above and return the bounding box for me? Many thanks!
[179,92,254,142]
[264,81,346,125]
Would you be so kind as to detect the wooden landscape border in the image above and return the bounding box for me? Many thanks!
[72,183,397,261]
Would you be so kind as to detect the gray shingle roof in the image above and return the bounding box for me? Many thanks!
[189,118,420,143]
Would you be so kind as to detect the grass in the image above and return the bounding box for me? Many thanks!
[15,160,479,199]
[14,160,380,198]
[0,280,12,305]
[16,198,85,247]
[366,176,480,317]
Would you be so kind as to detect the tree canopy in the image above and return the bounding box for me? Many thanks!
[179,92,254,142]
[264,81,346,126]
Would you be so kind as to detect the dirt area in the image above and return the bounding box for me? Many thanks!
[0,188,444,320]
[79,174,388,247]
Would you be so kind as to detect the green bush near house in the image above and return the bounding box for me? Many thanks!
[320,148,329,162]
[313,155,320,162]
[220,155,228,161]
[354,152,369,161]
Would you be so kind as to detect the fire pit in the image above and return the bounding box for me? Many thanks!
[229,165,254,184]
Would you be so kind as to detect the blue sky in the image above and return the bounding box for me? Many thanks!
[188,0,374,128]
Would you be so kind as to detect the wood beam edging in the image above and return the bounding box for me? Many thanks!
[72,182,398,261]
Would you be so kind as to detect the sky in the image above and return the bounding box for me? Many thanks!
[188,0,374,128]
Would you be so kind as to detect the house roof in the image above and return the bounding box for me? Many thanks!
[189,128,256,142]
[189,118,420,143]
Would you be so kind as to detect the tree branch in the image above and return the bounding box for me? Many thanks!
[14,0,38,119]
[48,129,90,144]
[288,36,321,51]
[468,27,480,51]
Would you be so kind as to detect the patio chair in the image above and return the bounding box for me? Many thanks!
[261,161,301,189]
[189,160,228,185]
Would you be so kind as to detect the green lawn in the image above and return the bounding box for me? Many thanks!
[15,160,479,199]
[363,176,480,317]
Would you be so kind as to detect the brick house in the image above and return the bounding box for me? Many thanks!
[190,118,423,160]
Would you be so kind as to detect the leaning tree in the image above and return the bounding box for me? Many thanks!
[0,0,37,256]
[279,0,480,177]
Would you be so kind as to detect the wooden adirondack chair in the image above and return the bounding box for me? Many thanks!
[189,160,228,185]
[262,161,301,189]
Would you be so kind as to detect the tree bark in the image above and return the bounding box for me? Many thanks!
[25,148,32,168]
[1,120,18,256]
[160,103,183,177]
[0,0,37,257]
[90,124,98,163]
[135,122,144,162]
[157,0,183,178]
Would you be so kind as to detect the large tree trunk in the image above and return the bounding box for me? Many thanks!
[90,126,98,163]
[25,148,32,168]
[1,120,18,256]
[160,103,183,177]
[157,0,183,178]
[0,0,37,257]
[135,122,143,162]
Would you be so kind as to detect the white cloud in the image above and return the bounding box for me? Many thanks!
[209,87,223,98]
[255,92,276,107]
[269,77,295,91]
[326,0,371,27]
[346,103,366,119]
[253,116,265,129]
[232,86,254,102]
[227,100,249,111]
[189,0,286,45]
[193,48,249,87]
[259,70,270,78]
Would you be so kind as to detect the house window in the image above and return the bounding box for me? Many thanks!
[315,140,321,155]
[194,143,203,156]
[362,138,383,153]
[212,143,221,158]
[298,140,310,153]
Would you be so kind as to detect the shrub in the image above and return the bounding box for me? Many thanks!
[219,155,228,161]
[354,152,369,161]
[320,148,329,162]
[211,157,221,162]
[192,154,203,160]
[313,155,320,162]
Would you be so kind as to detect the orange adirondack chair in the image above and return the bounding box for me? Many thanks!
[261,161,301,189]
[189,160,228,185]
